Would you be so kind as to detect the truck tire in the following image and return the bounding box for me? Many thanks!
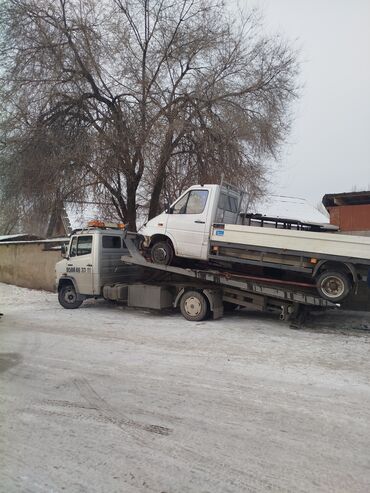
[316,271,351,302]
[58,284,83,309]
[151,241,174,265]
[180,290,209,321]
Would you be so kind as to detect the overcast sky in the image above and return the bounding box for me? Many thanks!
[228,0,370,205]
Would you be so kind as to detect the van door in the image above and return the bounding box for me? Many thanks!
[67,235,94,295]
[166,189,210,258]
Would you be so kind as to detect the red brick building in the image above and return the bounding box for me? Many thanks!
[323,191,370,236]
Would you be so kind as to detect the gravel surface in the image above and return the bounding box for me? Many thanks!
[1,282,370,493]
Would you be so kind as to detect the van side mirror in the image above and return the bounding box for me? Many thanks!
[165,202,173,214]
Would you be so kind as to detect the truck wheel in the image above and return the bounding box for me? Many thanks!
[151,241,174,265]
[180,290,209,321]
[58,284,83,309]
[316,271,351,302]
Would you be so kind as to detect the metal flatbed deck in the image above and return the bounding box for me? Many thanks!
[121,236,335,321]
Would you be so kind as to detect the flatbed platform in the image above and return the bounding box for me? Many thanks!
[121,236,335,322]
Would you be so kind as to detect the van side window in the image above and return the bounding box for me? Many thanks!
[219,193,238,213]
[77,236,93,256]
[172,190,208,214]
[172,193,189,214]
[102,236,122,248]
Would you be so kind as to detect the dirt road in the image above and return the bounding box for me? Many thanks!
[1,283,370,492]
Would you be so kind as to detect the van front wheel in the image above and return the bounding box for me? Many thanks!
[58,284,83,309]
[151,241,174,265]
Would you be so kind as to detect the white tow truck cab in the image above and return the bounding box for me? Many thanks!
[140,183,370,302]
[56,221,142,308]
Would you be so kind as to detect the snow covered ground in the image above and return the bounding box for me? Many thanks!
[1,282,370,493]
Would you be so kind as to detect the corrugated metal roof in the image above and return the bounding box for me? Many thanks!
[323,191,370,208]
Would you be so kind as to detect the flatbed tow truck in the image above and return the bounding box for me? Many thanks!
[120,234,335,324]
[56,223,335,326]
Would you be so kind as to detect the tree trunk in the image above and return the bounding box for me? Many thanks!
[148,130,175,219]
[126,180,137,231]
[148,166,168,220]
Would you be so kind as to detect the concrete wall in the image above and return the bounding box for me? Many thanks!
[0,242,61,292]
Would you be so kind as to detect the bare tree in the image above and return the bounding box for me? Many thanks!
[0,0,298,231]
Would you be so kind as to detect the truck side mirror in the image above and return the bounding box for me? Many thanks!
[60,244,67,257]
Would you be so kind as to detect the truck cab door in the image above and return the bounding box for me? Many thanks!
[67,235,94,295]
[166,188,210,259]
